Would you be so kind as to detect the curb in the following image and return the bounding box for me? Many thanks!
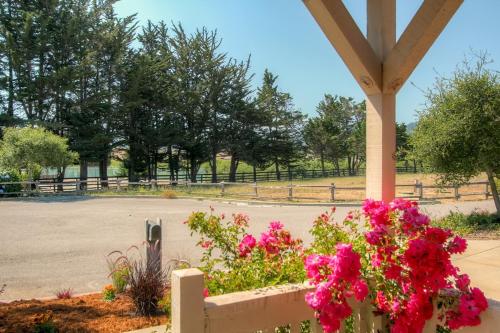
[124,325,168,333]
[0,193,442,207]
[1,291,99,304]
[82,195,442,207]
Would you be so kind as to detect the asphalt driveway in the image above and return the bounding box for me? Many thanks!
[0,197,497,300]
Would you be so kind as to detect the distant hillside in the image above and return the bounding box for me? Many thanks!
[406,121,417,133]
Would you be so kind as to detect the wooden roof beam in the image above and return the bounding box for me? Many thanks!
[383,0,463,93]
[303,0,382,95]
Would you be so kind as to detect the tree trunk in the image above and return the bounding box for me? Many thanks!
[7,52,14,117]
[6,0,13,116]
[275,159,281,181]
[80,160,88,190]
[211,150,217,183]
[229,154,239,182]
[167,146,175,182]
[190,156,198,183]
[486,170,500,214]
[153,153,158,181]
[56,167,66,192]
[253,164,257,183]
[334,159,340,176]
[320,150,325,176]
[99,158,108,189]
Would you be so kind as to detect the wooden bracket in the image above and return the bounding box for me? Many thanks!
[303,0,463,95]
[303,0,382,95]
[383,0,463,93]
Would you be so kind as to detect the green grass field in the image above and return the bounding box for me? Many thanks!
[94,173,490,203]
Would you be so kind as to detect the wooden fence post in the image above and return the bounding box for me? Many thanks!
[187,182,192,194]
[220,181,225,196]
[253,182,258,197]
[116,179,121,192]
[171,269,205,333]
[151,179,157,191]
[485,182,490,199]
[288,184,293,201]
[454,184,460,200]
[418,181,423,200]
[330,183,336,202]
[76,180,81,194]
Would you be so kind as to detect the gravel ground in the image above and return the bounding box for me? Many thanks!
[0,196,496,300]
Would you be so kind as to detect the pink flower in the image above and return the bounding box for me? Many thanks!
[258,232,279,254]
[362,199,390,227]
[447,287,488,329]
[375,291,390,312]
[200,240,213,249]
[269,220,284,231]
[365,225,388,245]
[352,280,369,301]
[329,244,361,284]
[390,198,415,211]
[238,234,256,257]
[233,213,249,226]
[455,274,471,291]
[304,199,488,333]
[305,282,332,310]
[203,288,209,298]
[448,236,467,254]
[425,227,451,244]
[305,254,331,283]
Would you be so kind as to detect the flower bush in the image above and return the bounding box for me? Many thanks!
[102,284,116,302]
[304,198,488,333]
[185,208,305,295]
[185,200,488,332]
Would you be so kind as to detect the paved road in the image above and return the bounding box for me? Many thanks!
[0,197,497,301]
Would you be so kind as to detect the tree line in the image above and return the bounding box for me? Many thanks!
[0,0,413,185]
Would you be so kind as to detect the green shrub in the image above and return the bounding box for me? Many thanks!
[185,210,305,296]
[0,169,22,194]
[432,211,500,236]
[106,252,130,293]
[33,311,58,333]
[102,284,116,301]
[158,292,171,316]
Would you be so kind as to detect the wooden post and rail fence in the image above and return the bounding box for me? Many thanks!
[0,179,493,202]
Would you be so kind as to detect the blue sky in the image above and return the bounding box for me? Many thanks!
[114,0,500,124]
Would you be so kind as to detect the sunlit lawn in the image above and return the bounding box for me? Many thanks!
[94,173,490,203]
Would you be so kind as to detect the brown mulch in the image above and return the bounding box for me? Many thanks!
[0,293,167,333]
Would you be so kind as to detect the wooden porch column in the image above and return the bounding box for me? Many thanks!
[366,0,396,202]
[303,0,463,202]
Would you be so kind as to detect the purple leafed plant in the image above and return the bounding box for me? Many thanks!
[55,288,73,299]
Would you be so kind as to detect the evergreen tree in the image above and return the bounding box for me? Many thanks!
[256,70,304,180]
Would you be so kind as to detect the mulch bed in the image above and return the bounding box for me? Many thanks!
[0,293,167,333]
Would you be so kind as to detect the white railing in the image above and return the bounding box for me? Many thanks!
[171,269,499,333]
